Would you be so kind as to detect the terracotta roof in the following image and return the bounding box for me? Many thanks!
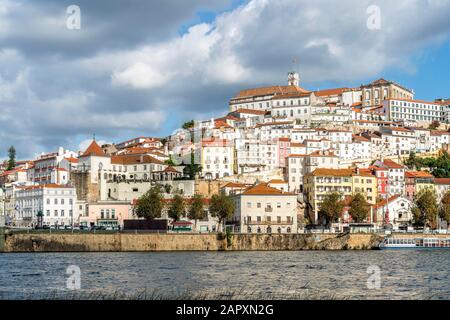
[255,121,294,128]
[163,166,180,173]
[111,155,165,165]
[271,92,311,100]
[268,179,286,184]
[242,183,295,196]
[65,157,79,163]
[18,184,73,191]
[310,168,375,177]
[234,108,267,115]
[81,140,107,157]
[314,88,349,97]
[201,139,232,147]
[232,85,309,100]
[382,159,404,169]
[214,120,233,129]
[353,135,370,142]
[222,182,252,189]
[405,171,434,178]
[435,178,450,185]
[290,143,306,148]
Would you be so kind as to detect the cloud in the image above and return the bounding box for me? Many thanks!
[0,0,449,160]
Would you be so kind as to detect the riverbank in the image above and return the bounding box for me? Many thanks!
[1,230,449,252]
[0,229,382,252]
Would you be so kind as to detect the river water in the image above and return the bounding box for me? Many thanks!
[0,251,449,300]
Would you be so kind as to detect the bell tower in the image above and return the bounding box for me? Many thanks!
[287,71,300,86]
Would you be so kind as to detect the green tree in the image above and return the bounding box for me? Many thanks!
[135,185,164,220]
[188,194,206,230]
[440,190,450,224]
[209,193,235,232]
[183,152,202,180]
[348,193,370,223]
[182,120,195,130]
[7,146,16,170]
[164,155,176,166]
[168,193,185,222]
[413,189,439,229]
[318,192,344,227]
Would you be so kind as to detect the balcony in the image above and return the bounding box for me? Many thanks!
[245,220,293,226]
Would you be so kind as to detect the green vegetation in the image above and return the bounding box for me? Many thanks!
[164,155,177,166]
[188,194,206,229]
[404,151,450,178]
[318,192,344,227]
[135,185,164,220]
[182,120,195,130]
[440,190,450,224]
[412,189,439,229]
[7,145,16,170]
[209,193,235,232]
[348,193,370,223]
[183,152,202,180]
[168,193,185,222]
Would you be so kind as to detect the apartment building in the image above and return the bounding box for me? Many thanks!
[233,183,298,234]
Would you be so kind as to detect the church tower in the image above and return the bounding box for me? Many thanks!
[287,71,300,86]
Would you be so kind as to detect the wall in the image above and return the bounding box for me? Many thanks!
[1,232,386,252]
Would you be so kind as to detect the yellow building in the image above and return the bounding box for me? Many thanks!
[304,168,377,223]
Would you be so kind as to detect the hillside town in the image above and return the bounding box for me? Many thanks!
[1,72,450,233]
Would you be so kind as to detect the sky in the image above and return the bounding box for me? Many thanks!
[0,0,449,160]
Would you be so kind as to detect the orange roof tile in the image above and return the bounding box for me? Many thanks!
[81,140,106,157]
[242,183,295,196]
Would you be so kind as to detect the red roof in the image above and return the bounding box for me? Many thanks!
[383,159,404,169]
[81,140,106,157]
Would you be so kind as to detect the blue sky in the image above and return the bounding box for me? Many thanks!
[0,0,449,160]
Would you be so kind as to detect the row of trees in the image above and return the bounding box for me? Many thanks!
[318,189,450,228]
[412,189,450,229]
[134,185,235,230]
[404,150,450,178]
[318,192,370,227]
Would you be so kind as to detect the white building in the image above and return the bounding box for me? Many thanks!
[233,183,298,234]
[384,99,444,125]
[14,184,77,228]
[201,139,234,179]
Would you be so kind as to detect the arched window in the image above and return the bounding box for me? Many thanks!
[267,226,272,234]
[287,227,291,233]
[247,226,252,233]
[257,227,261,233]
[277,227,282,234]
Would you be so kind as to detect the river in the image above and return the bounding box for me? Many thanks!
[0,250,449,299]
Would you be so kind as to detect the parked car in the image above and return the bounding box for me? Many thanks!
[64,225,73,230]
[90,225,107,231]
[79,225,90,231]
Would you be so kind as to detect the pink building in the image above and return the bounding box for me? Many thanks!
[277,137,291,169]
[80,201,133,229]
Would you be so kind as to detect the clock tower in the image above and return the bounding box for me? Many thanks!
[287,71,300,86]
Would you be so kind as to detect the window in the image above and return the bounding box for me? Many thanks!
[46,198,50,205]
[277,216,281,223]
[257,216,261,222]
[101,209,105,219]
[61,199,64,205]
[61,210,65,217]
[54,210,58,217]
[257,203,261,208]
[247,202,252,208]
[46,210,50,216]
[54,199,58,205]
[277,202,281,208]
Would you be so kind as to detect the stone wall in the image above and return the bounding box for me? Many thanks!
[1,232,385,252]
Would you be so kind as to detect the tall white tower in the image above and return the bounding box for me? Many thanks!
[287,71,300,86]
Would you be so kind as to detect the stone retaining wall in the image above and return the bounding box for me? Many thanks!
[1,232,386,252]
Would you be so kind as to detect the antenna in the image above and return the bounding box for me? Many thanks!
[93,133,96,141]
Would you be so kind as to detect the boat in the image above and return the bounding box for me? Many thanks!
[379,237,450,249]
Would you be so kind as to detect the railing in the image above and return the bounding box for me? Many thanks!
[246,220,293,226]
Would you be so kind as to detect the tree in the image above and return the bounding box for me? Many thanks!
[168,193,185,222]
[318,192,344,227]
[209,193,235,232]
[164,155,176,166]
[440,190,450,225]
[183,152,202,180]
[413,189,439,229]
[348,193,370,223]
[428,120,440,130]
[182,120,195,130]
[188,194,206,230]
[135,185,164,220]
[7,146,16,170]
